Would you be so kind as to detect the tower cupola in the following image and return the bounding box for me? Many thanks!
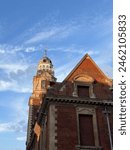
[36,50,56,82]
[37,56,54,75]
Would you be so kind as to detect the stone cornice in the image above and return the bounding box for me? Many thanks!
[46,96,113,106]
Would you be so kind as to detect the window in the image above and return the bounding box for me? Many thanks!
[76,108,100,149]
[77,85,89,97]
[41,80,45,88]
[73,82,96,98]
[79,114,95,146]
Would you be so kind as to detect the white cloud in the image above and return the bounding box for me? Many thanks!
[0,49,5,53]
[0,80,13,90]
[87,50,99,55]
[0,64,29,73]
[49,46,99,56]
[24,47,36,52]
[0,65,34,93]
[25,22,80,44]
[16,136,26,141]
[0,44,22,54]
[0,122,13,132]
[0,96,28,133]
[25,29,58,44]
[0,121,27,133]
[0,46,36,92]
[0,79,32,93]
[0,44,40,54]
[8,45,39,53]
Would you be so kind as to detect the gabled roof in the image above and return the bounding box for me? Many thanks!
[64,53,112,85]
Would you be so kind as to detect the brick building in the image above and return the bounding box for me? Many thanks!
[26,53,113,150]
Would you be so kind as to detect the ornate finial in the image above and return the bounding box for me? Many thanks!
[44,48,47,57]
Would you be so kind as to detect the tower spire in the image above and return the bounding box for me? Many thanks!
[44,48,47,57]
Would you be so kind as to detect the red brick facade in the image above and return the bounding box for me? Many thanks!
[56,105,78,150]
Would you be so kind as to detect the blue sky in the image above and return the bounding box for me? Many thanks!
[0,0,112,150]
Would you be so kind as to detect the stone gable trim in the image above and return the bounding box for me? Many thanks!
[64,54,111,82]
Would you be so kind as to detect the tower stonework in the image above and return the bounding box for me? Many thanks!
[26,53,113,150]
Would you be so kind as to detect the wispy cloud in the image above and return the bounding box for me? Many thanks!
[0,44,37,92]
[0,122,14,132]
[0,49,5,53]
[25,23,79,44]
[16,136,26,141]
[0,64,29,73]
[25,28,59,44]
[0,40,101,91]
[0,121,27,133]
[0,44,39,54]
[49,46,99,56]
[0,80,32,93]
[0,64,34,92]
[0,12,113,91]
[0,80,14,91]
[0,97,28,134]
[0,57,34,93]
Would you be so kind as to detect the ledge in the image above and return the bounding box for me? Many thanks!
[76,145,102,150]
[46,95,113,106]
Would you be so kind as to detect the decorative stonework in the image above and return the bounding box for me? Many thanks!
[74,74,94,83]
[26,105,33,144]
[64,54,112,87]
[72,81,96,98]
[46,96,113,106]
[29,97,41,106]
[76,107,100,147]
[37,57,54,76]
[48,105,57,150]
[34,122,41,141]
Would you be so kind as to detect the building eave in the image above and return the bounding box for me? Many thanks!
[46,96,113,106]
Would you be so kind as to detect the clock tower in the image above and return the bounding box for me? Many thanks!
[26,52,56,145]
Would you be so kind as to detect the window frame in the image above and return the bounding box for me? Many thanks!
[73,81,96,98]
[79,114,95,146]
[76,107,99,147]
